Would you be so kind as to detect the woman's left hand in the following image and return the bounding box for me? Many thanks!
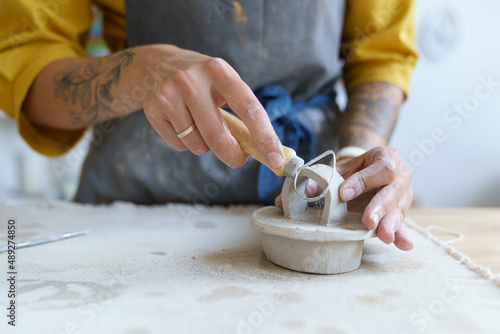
[275,146,414,251]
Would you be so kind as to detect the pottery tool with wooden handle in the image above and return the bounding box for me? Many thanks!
[220,108,304,178]
[220,108,375,274]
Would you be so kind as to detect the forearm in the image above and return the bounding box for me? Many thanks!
[23,45,174,131]
[339,82,404,150]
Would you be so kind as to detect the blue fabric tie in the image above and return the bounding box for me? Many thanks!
[254,85,336,200]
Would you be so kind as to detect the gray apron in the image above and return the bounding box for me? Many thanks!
[74,0,345,205]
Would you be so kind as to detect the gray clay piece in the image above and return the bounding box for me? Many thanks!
[252,163,375,274]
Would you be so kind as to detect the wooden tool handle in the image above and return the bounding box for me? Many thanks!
[219,108,295,177]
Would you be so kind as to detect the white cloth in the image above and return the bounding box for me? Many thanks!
[1,203,499,334]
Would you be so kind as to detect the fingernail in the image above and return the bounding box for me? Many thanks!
[267,151,285,169]
[371,212,380,227]
[390,225,397,235]
[275,195,283,209]
[342,188,355,201]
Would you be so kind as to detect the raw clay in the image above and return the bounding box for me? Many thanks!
[252,164,375,274]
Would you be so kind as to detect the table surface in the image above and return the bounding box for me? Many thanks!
[409,207,500,275]
[2,204,500,333]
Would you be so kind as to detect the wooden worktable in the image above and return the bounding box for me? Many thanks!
[409,208,500,275]
[1,204,499,333]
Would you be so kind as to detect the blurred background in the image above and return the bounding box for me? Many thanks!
[1,0,499,206]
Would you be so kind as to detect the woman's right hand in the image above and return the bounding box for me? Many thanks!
[24,44,284,169]
[139,45,285,169]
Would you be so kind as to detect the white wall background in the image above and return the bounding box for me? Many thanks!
[390,0,500,207]
[1,0,499,207]
[0,118,89,203]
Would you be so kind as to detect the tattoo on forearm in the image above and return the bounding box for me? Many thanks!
[345,98,396,137]
[340,82,403,149]
[341,128,371,148]
[54,49,136,125]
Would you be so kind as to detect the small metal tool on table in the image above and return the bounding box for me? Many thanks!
[0,230,91,253]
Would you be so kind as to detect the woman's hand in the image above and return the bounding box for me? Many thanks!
[140,45,285,169]
[275,146,414,251]
[24,45,285,170]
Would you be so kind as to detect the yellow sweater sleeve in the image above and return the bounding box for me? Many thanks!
[341,0,418,97]
[0,0,92,156]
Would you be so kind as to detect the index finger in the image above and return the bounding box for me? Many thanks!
[206,58,285,169]
[339,150,399,201]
